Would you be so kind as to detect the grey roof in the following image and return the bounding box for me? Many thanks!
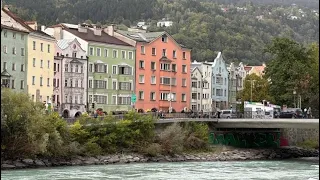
[57,39,74,50]
[116,30,165,42]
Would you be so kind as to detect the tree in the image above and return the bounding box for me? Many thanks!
[239,73,273,103]
[264,37,315,107]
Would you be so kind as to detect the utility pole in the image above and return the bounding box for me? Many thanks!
[247,79,256,102]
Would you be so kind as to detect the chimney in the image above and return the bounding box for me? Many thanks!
[53,26,62,40]
[78,24,87,33]
[104,24,114,36]
[93,25,102,36]
[41,25,46,32]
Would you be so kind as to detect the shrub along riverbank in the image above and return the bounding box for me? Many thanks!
[1,89,318,170]
[1,89,210,161]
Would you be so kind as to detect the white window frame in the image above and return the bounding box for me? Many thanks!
[112,95,117,105]
[112,50,118,58]
[141,46,145,54]
[152,47,156,56]
[139,75,145,83]
[104,48,108,57]
[121,50,126,59]
[150,92,156,101]
[112,79,117,90]
[128,51,133,59]
[151,76,156,84]
[112,65,117,74]
[89,47,94,56]
[139,91,144,100]
[182,93,186,102]
[96,47,101,56]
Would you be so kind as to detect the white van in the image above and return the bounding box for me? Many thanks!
[220,110,236,118]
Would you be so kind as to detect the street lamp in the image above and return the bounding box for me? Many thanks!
[293,90,297,108]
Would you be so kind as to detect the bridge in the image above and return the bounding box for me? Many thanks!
[155,118,319,129]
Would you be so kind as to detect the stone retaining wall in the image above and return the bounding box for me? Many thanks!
[282,128,319,145]
[1,147,318,170]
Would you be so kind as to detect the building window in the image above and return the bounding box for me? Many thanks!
[33,41,36,50]
[3,62,7,70]
[89,47,94,56]
[160,63,170,71]
[173,50,176,58]
[139,60,145,69]
[40,43,43,52]
[21,48,25,56]
[94,80,107,89]
[172,64,176,72]
[97,48,101,56]
[182,94,186,102]
[3,45,7,53]
[13,32,16,39]
[119,82,131,90]
[128,51,133,59]
[162,49,166,57]
[151,76,156,84]
[182,65,187,73]
[160,93,169,101]
[48,44,50,53]
[21,64,24,71]
[40,77,43,86]
[113,50,118,58]
[162,36,167,42]
[112,65,117,74]
[65,64,69,72]
[121,51,126,59]
[75,65,79,73]
[183,52,186,59]
[89,64,93,72]
[152,48,156,56]
[40,60,43,68]
[192,93,197,99]
[192,82,197,88]
[81,65,84,73]
[72,52,77,58]
[139,75,145,83]
[112,80,117,90]
[11,80,15,89]
[12,47,16,55]
[20,80,24,89]
[47,60,50,68]
[150,92,156,101]
[118,66,132,75]
[32,76,35,85]
[4,30,7,37]
[89,80,92,88]
[151,62,156,70]
[182,79,186,87]
[47,78,50,87]
[12,63,16,71]
[141,46,145,54]
[112,95,117,105]
[104,49,108,57]
[139,91,144,100]
[21,34,24,40]
[70,65,74,72]
[117,97,131,105]
[160,77,171,85]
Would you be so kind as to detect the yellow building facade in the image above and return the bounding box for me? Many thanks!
[26,31,55,102]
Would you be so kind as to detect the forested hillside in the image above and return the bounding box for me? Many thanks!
[3,0,319,65]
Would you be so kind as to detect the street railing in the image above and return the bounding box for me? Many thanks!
[63,111,319,124]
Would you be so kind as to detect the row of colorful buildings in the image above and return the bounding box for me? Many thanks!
[1,6,265,117]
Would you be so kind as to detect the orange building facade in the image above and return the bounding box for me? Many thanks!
[115,31,191,112]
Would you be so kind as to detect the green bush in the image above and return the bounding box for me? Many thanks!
[297,139,319,149]
[144,143,162,157]
[159,123,186,155]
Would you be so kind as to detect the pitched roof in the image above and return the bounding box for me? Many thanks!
[117,30,165,42]
[31,30,55,40]
[1,24,29,33]
[1,8,33,32]
[57,39,75,49]
[64,27,132,47]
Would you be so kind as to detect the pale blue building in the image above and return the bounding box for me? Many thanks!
[211,52,229,110]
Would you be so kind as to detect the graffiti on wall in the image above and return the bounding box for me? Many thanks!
[209,131,280,148]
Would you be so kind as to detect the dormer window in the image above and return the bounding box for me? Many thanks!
[161,35,167,42]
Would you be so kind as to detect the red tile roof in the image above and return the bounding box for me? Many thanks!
[2,8,34,32]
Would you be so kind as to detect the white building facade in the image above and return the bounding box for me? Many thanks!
[190,61,212,112]
[54,38,88,118]
[211,52,229,111]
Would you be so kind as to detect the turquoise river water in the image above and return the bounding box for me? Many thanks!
[1,160,319,180]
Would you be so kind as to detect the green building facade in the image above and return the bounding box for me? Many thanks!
[1,25,28,92]
[87,42,135,113]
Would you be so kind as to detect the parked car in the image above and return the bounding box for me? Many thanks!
[220,110,237,119]
[279,108,304,119]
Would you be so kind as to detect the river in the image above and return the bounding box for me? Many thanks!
[1,160,319,180]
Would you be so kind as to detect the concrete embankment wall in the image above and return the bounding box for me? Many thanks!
[281,128,319,146]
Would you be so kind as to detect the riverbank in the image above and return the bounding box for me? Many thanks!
[1,146,318,170]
